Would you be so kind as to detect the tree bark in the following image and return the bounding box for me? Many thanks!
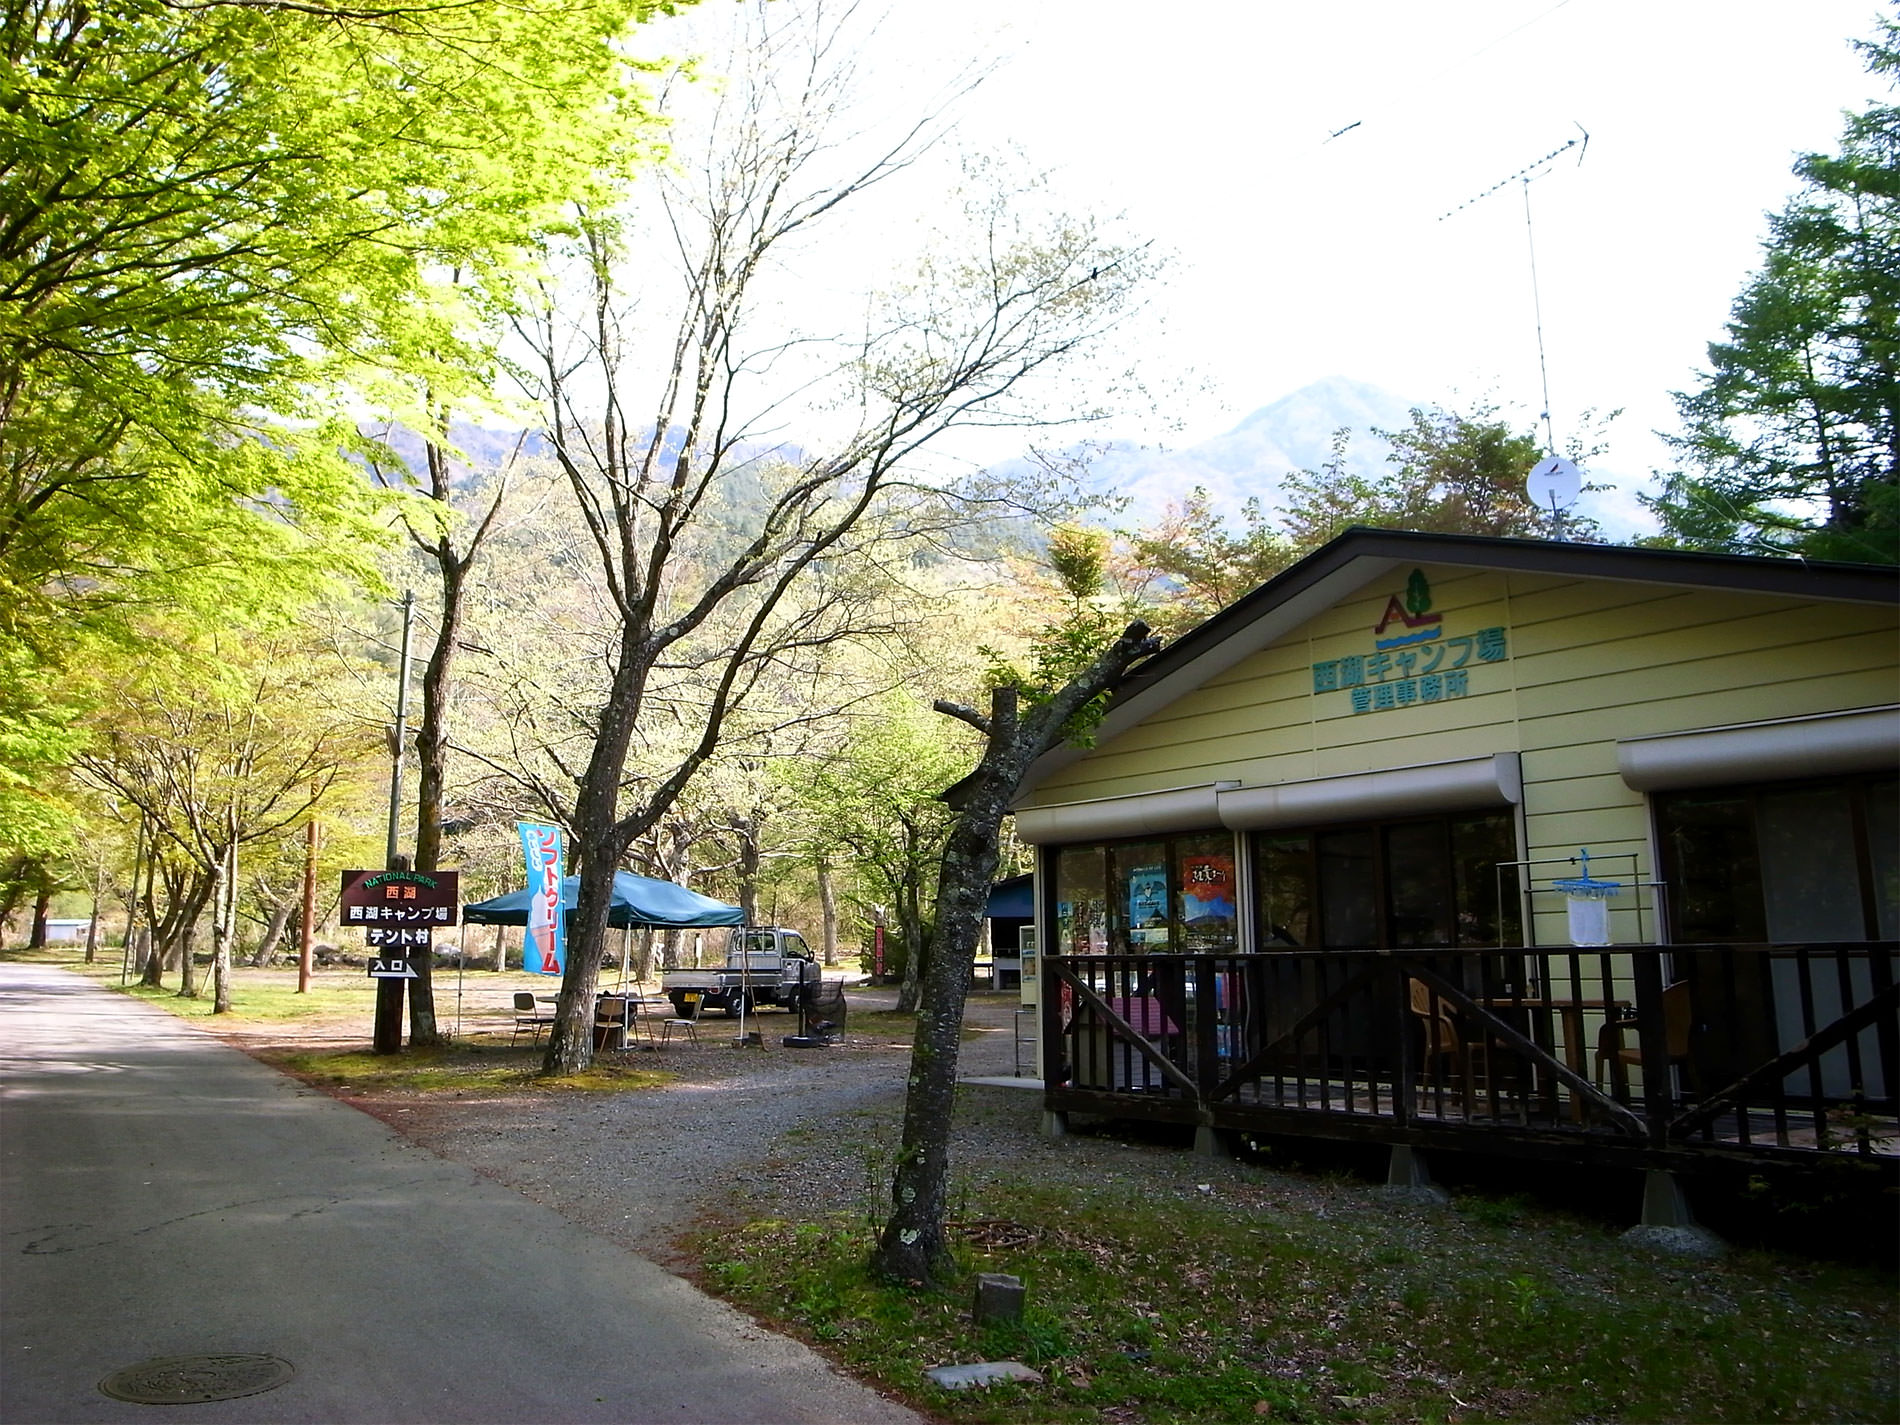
[735,811,762,923]
[83,864,104,964]
[817,860,838,965]
[873,622,1157,1284]
[210,842,235,1014]
[541,634,648,1073]
[251,895,293,968]
[406,537,467,1048]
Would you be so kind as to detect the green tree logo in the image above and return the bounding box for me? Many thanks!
[1405,569,1433,617]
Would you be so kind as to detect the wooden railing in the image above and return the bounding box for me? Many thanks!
[1041,943,1899,1165]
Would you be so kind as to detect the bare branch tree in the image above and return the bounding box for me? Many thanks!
[511,0,1158,1071]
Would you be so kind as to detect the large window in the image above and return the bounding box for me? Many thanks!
[1053,833,1238,955]
[1252,810,1521,950]
[1656,775,1897,943]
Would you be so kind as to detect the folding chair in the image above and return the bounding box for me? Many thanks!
[660,994,702,1048]
[512,991,556,1047]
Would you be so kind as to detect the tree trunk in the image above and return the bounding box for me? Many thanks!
[892,870,929,1014]
[735,811,762,923]
[817,860,839,965]
[406,553,467,1049]
[210,843,235,1014]
[874,622,1157,1284]
[403,401,509,1044]
[542,824,616,1073]
[873,809,1001,1282]
[542,648,646,1072]
[252,896,294,967]
[176,914,200,998]
[83,864,105,964]
[28,887,49,948]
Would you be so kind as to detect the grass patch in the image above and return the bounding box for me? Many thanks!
[110,973,381,1021]
[695,1174,1897,1424]
[268,1042,676,1095]
[850,1007,987,1043]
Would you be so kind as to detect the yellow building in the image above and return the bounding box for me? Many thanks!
[1011,529,1898,1192]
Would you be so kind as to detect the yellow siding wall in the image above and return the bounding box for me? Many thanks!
[1023,564,1899,945]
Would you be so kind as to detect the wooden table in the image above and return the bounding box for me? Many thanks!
[1480,995,1627,1121]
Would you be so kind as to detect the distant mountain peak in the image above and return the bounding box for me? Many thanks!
[1078,377,1417,525]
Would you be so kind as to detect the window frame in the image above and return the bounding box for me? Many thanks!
[1249,807,1522,952]
[1049,832,1240,956]
[1654,772,1897,945]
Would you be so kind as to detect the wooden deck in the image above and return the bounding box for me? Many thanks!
[1041,943,1900,1177]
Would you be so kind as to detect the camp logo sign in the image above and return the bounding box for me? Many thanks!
[1310,569,1509,715]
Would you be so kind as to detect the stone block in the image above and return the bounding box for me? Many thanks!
[972,1272,1025,1327]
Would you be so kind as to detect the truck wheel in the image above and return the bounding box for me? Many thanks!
[723,994,748,1018]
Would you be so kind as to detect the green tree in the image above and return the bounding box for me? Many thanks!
[1120,491,1297,637]
[1646,19,1899,563]
[0,0,674,869]
[1281,405,1590,549]
[778,697,970,1013]
[76,625,379,1009]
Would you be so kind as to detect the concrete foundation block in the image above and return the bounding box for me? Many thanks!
[1623,1169,1724,1256]
[1040,1109,1068,1138]
[1639,1168,1695,1228]
[1382,1145,1449,1204]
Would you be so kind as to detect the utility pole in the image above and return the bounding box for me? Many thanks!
[374,591,415,1053]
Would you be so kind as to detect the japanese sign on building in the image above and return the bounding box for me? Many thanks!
[1310,569,1509,715]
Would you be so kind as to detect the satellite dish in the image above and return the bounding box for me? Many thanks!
[1526,455,1582,510]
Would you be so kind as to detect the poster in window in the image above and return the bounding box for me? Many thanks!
[1177,849,1237,950]
[1127,863,1171,949]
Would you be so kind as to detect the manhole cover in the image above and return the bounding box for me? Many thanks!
[99,1354,294,1405]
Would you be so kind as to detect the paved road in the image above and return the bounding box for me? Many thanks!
[0,963,924,1424]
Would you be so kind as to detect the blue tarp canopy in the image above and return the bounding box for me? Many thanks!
[986,873,1033,920]
[463,871,744,930]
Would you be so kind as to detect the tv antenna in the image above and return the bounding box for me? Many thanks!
[1438,124,1589,461]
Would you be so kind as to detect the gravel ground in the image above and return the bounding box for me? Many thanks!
[364,987,1345,1275]
[370,989,1097,1269]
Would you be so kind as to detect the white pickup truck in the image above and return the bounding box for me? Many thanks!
[660,927,817,1018]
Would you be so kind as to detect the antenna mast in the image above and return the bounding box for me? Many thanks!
[1439,125,1589,456]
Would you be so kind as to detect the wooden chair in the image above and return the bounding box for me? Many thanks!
[1408,977,1502,1115]
[593,995,634,1052]
[512,991,556,1047]
[1595,980,1693,1098]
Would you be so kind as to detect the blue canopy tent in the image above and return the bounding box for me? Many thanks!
[985,873,1033,991]
[463,871,743,930]
[463,871,746,1007]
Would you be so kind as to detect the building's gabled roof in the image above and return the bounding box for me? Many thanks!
[1019,526,1900,795]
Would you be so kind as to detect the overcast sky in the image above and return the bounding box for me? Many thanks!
[639,2,1885,533]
